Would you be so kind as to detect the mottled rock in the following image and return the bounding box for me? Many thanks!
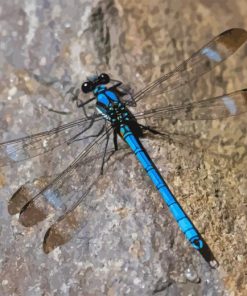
[0,0,246,295]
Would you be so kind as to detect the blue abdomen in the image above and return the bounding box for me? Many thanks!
[120,124,204,250]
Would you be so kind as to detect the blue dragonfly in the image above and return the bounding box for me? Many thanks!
[1,28,247,268]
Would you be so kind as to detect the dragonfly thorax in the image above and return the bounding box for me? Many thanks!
[107,102,130,125]
[95,87,130,126]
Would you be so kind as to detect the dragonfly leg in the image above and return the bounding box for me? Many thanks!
[75,97,96,119]
[67,119,105,144]
[40,105,72,115]
[68,87,91,117]
[67,84,96,119]
[100,129,120,175]
[113,129,118,151]
[67,113,98,144]
[67,86,80,102]
[100,128,110,175]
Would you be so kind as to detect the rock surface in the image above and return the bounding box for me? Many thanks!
[0,0,246,295]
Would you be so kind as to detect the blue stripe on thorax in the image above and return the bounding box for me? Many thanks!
[97,90,119,107]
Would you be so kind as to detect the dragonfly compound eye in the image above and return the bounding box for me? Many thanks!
[81,81,94,93]
[98,73,110,84]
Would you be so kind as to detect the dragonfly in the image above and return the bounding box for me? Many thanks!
[1,28,247,268]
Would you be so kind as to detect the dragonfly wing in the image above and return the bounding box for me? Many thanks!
[0,116,103,167]
[8,143,123,218]
[42,180,98,254]
[17,128,112,227]
[8,175,53,215]
[133,28,247,103]
[42,145,130,253]
[18,128,113,231]
[135,89,247,121]
[135,90,247,166]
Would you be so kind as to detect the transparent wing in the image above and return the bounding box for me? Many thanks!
[8,135,127,253]
[8,175,53,215]
[8,148,121,217]
[133,28,247,103]
[134,89,247,164]
[0,115,103,167]
[41,144,131,253]
[17,127,113,230]
[135,89,247,121]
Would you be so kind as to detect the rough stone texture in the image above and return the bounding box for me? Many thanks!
[0,0,246,295]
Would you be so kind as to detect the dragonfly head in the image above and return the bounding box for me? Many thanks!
[81,73,110,94]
